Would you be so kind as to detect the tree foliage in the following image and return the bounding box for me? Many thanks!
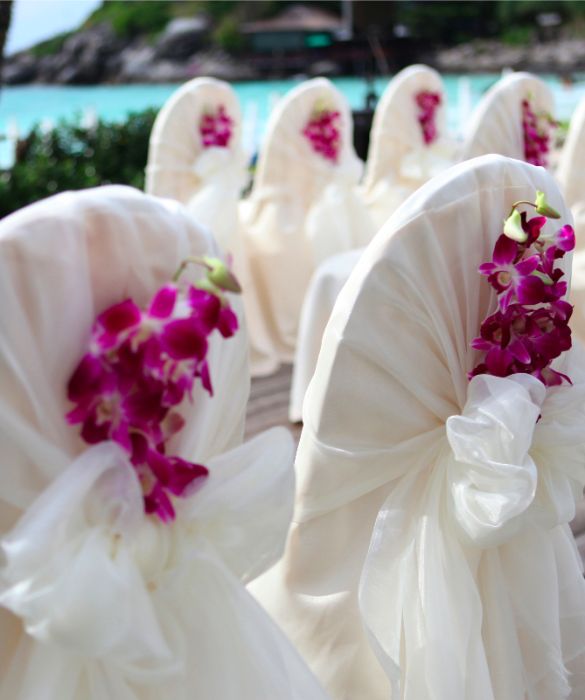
[0,109,156,219]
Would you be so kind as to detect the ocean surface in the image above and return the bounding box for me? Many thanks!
[1,73,585,167]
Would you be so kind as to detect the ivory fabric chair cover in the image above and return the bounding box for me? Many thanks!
[556,96,585,344]
[460,72,554,162]
[252,155,585,700]
[289,67,455,416]
[289,248,362,422]
[556,95,585,211]
[0,186,329,700]
[241,77,374,370]
[361,64,454,231]
[145,77,247,254]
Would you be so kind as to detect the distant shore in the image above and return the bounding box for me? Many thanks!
[4,19,585,87]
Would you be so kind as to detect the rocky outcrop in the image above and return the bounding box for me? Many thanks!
[5,17,585,85]
[435,37,585,74]
[3,16,260,85]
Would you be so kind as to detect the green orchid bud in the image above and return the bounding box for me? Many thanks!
[203,256,242,293]
[193,276,225,301]
[503,208,527,242]
[532,270,555,286]
[534,191,560,219]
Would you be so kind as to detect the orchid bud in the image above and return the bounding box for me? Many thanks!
[535,191,560,219]
[555,224,575,252]
[503,209,527,243]
[203,256,242,293]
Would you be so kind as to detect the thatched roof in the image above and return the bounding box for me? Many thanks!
[243,5,343,34]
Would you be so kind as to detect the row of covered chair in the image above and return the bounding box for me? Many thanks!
[143,68,559,386]
[1,154,584,699]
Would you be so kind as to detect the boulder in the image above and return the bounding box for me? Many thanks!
[153,16,210,60]
[2,54,37,85]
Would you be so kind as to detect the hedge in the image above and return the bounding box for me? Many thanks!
[0,108,157,219]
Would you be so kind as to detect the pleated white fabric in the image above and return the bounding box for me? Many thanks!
[557,95,585,212]
[145,77,248,255]
[0,186,329,700]
[289,248,362,422]
[557,96,585,345]
[361,64,455,231]
[240,78,374,372]
[251,155,585,700]
[460,72,554,162]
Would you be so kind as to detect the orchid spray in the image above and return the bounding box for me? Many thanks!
[66,257,241,522]
[415,90,441,145]
[470,191,575,387]
[303,101,341,163]
[522,97,557,168]
[199,105,233,148]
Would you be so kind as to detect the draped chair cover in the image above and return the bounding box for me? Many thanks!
[557,95,585,212]
[251,155,585,700]
[240,78,374,372]
[361,64,455,231]
[145,77,247,255]
[460,72,554,162]
[559,96,585,354]
[289,248,361,422]
[0,186,329,700]
[290,67,454,418]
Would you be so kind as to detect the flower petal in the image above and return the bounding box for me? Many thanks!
[148,285,177,319]
[161,319,208,361]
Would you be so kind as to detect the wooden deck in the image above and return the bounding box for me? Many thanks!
[245,363,585,564]
[245,364,302,442]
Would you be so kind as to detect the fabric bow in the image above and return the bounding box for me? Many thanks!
[305,157,374,266]
[0,428,295,693]
[360,368,585,699]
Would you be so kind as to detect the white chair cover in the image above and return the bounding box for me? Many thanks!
[289,248,362,422]
[0,186,329,700]
[241,77,374,369]
[145,77,248,254]
[557,95,585,211]
[557,96,585,345]
[361,64,455,231]
[252,155,585,700]
[460,72,554,162]
[289,67,456,416]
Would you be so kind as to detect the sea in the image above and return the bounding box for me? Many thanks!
[1,73,585,167]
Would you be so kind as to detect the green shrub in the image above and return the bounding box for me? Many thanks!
[83,1,173,39]
[0,108,157,219]
[31,31,73,57]
[501,25,533,46]
[213,15,244,53]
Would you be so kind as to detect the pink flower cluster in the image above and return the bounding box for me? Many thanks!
[199,105,233,148]
[415,90,441,145]
[67,262,239,522]
[303,107,341,163]
[470,195,575,387]
[522,98,556,167]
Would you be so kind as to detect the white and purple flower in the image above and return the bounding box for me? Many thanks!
[471,191,574,387]
[415,90,441,145]
[66,258,240,522]
[303,105,341,163]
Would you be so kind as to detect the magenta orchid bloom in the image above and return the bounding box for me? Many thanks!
[471,191,574,388]
[66,258,240,522]
[303,107,341,163]
[199,105,234,149]
[522,98,556,168]
[415,90,441,145]
[479,235,543,310]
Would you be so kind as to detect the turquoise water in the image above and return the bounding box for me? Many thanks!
[2,74,585,166]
